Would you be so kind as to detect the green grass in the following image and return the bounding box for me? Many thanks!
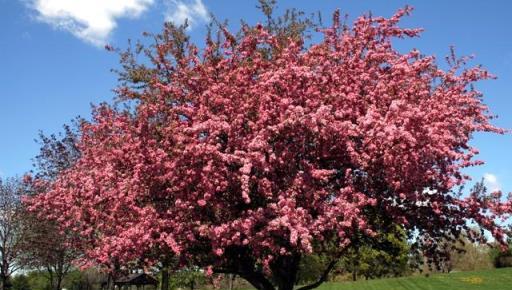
[316,268,512,290]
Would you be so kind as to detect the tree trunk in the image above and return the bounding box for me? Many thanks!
[228,274,235,290]
[108,261,121,290]
[55,273,63,290]
[54,256,65,290]
[272,254,300,290]
[239,273,274,290]
[275,270,297,290]
[47,268,55,290]
[1,259,11,290]
[160,267,170,290]
[0,274,9,290]
[226,254,301,290]
[215,250,303,290]
[217,251,340,290]
[106,273,115,290]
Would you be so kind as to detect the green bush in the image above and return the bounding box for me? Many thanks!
[490,242,512,268]
[297,254,329,284]
[25,272,50,290]
[170,268,206,290]
[12,275,31,290]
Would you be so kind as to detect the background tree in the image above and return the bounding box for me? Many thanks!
[170,268,207,290]
[18,217,78,290]
[0,178,26,290]
[296,254,329,286]
[31,123,81,181]
[491,246,512,268]
[448,238,493,272]
[341,225,409,281]
[65,268,106,290]
[11,274,31,290]
[20,123,82,290]
[488,237,512,268]
[26,2,512,290]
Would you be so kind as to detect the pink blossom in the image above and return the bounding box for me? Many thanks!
[23,6,512,288]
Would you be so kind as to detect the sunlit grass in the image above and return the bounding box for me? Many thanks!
[315,268,512,290]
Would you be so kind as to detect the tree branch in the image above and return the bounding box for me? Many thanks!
[296,252,344,290]
[214,267,275,290]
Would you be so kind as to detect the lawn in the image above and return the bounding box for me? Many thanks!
[316,268,512,290]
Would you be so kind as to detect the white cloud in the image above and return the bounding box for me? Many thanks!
[483,173,501,192]
[165,0,209,27]
[27,0,155,46]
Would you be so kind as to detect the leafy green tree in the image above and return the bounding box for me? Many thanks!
[64,269,104,290]
[341,225,410,281]
[448,239,493,271]
[24,271,50,290]
[170,268,206,290]
[11,275,30,290]
[0,178,28,290]
[490,239,512,268]
[296,255,329,285]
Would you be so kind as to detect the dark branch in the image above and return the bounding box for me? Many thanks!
[295,252,343,290]
[214,267,275,290]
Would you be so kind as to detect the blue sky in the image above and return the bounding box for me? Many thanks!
[1,0,511,194]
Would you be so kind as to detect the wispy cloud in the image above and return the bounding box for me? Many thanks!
[26,0,155,46]
[165,0,209,27]
[24,0,209,46]
[484,173,501,192]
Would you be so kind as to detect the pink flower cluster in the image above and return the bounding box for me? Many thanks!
[26,7,511,272]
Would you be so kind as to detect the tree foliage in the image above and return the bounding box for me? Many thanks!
[11,275,31,290]
[490,239,512,268]
[447,239,493,272]
[20,123,82,290]
[170,268,207,290]
[26,2,512,290]
[0,178,28,290]
[341,225,409,280]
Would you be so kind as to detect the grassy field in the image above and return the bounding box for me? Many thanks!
[316,268,512,290]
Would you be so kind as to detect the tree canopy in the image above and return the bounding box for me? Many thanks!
[26,4,512,290]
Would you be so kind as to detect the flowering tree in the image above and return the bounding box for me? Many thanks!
[0,178,26,290]
[19,125,81,290]
[26,5,512,290]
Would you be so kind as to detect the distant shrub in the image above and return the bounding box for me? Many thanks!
[449,241,493,271]
[490,242,512,268]
[12,275,31,290]
[495,256,512,268]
